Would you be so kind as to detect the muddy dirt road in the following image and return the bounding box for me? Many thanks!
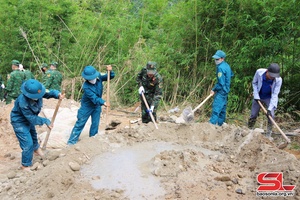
[0,99,299,200]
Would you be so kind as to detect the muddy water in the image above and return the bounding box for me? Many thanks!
[80,141,219,200]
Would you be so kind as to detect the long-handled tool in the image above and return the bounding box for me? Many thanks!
[257,100,290,149]
[182,93,213,122]
[42,90,65,149]
[141,92,158,129]
[105,70,113,130]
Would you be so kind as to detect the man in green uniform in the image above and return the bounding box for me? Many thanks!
[44,61,63,91]
[37,63,48,83]
[5,60,26,104]
[136,61,163,123]
[19,64,34,80]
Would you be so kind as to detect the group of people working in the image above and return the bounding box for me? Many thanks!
[0,60,63,104]
[4,51,282,171]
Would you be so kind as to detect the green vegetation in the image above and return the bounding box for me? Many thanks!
[0,0,299,120]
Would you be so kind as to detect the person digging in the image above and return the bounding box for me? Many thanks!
[10,79,64,171]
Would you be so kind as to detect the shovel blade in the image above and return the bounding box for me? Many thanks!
[182,106,194,122]
[277,142,288,149]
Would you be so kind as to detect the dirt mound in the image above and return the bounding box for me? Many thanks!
[0,99,299,200]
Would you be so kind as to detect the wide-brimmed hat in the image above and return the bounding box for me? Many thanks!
[21,79,46,99]
[81,66,99,80]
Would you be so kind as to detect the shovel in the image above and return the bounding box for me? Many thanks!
[105,70,115,130]
[182,93,213,122]
[141,92,158,129]
[42,89,65,150]
[257,100,290,149]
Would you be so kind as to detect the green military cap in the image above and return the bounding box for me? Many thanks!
[12,60,20,65]
[146,61,157,74]
[40,63,48,69]
[50,61,58,67]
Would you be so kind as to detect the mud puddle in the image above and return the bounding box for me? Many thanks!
[80,141,220,199]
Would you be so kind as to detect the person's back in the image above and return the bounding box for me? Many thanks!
[44,62,63,91]
[6,62,26,104]
[23,69,34,80]
[50,70,63,90]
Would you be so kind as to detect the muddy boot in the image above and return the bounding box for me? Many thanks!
[266,123,273,140]
[248,118,256,129]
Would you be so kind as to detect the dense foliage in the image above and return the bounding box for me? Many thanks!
[0,0,299,119]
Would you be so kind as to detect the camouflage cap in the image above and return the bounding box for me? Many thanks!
[146,61,157,74]
[12,60,20,65]
[40,63,48,69]
[50,61,58,67]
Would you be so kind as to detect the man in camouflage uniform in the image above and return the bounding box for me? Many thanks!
[5,60,26,104]
[43,61,63,91]
[19,64,34,80]
[40,63,48,74]
[136,61,163,123]
[37,63,48,83]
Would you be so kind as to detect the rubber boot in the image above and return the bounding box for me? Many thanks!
[248,118,256,129]
[266,123,273,141]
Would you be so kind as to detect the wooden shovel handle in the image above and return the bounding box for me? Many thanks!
[192,93,213,113]
[257,100,290,143]
[141,92,158,129]
[42,90,65,149]
[106,70,110,127]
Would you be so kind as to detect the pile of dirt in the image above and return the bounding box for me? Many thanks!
[0,98,299,200]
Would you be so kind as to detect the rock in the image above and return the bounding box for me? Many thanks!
[42,160,50,167]
[48,152,60,161]
[232,178,239,184]
[214,176,231,182]
[92,176,100,180]
[69,161,80,171]
[235,188,244,194]
[253,128,264,133]
[31,162,40,170]
[7,172,16,179]
[110,119,121,127]
[4,153,11,158]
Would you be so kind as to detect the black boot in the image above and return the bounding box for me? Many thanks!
[248,118,256,129]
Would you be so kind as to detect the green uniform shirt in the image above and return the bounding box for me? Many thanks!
[23,69,35,80]
[44,69,63,91]
[136,67,163,108]
[5,70,26,98]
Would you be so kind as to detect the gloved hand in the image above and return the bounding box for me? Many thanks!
[146,109,152,114]
[1,84,4,89]
[150,105,154,112]
[267,110,271,117]
[138,86,144,95]
[254,98,260,102]
[43,118,51,126]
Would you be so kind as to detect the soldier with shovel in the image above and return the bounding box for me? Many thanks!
[136,61,163,125]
